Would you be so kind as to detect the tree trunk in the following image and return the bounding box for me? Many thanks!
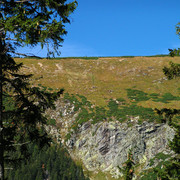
[0,38,4,180]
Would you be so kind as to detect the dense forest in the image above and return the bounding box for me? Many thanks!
[3,94,89,180]
[5,143,89,180]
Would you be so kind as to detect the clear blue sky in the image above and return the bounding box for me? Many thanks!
[18,0,180,57]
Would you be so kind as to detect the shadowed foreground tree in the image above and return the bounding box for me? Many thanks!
[0,0,77,179]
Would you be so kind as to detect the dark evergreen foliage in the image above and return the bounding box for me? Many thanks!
[142,61,180,179]
[163,61,180,80]
[153,124,180,180]
[168,48,180,57]
[154,108,180,125]
[153,98,180,179]
[118,150,135,180]
[0,0,77,57]
[1,80,64,172]
[0,1,77,179]
[152,25,180,178]
[5,144,89,180]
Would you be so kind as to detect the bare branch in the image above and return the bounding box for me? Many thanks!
[0,0,34,4]
[3,38,18,41]
[4,168,13,170]
[15,0,31,3]
[13,52,42,59]
[0,28,5,32]
[9,141,31,146]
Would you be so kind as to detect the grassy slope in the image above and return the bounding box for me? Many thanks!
[15,56,180,109]
[15,56,180,179]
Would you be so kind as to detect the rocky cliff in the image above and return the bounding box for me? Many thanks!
[46,98,175,179]
[67,121,174,178]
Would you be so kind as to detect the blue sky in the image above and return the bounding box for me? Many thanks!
[18,0,180,57]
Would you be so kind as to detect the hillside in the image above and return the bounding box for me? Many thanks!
[15,56,180,109]
[14,56,180,179]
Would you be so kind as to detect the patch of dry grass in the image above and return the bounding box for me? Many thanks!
[15,56,180,109]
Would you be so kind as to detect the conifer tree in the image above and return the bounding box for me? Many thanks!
[153,21,180,180]
[154,123,180,180]
[119,150,135,180]
[0,0,77,179]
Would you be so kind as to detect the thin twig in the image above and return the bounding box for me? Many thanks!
[9,141,31,146]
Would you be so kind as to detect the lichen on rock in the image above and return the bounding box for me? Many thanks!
[46,98,175,178]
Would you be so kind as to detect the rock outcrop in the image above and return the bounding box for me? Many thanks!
[47,99,175,178]
[66,121,174,178]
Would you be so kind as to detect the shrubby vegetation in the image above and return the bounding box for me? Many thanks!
[141,53,180,180]
[126,89,150,102]
[152,123,180,180]
[149,152,171,167]
[140,128,180,180]
[64,88,180,141]
[163,61,180,80]
[127,89,180,103]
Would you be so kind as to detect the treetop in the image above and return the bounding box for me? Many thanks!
[0,0,78,56]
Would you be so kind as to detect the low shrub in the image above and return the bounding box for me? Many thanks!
[126,89,150,102]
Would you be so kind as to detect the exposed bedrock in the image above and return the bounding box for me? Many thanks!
[66,121,174,178]
[46,99,175,178]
